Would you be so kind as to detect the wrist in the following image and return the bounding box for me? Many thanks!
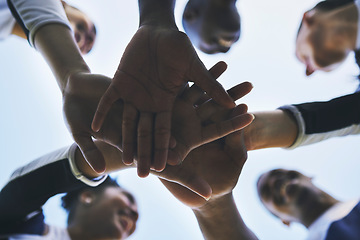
[138,0,177,29]
[193,193,233,215]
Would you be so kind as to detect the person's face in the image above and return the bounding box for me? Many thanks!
[63,2,96,54]
[183,0,240,54]
[295,10,348,76]
[86,187,139,239]
[257,169,317,225]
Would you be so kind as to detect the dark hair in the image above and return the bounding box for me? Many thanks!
[61,177,121,223]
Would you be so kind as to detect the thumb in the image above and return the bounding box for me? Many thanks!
[91,84,119,132]
[155,166,212,201]
[159,179,208,208]
[73,134,106,174]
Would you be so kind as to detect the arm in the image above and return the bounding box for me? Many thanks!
[91,0,235,177]
[6,0,109,173]
[243,109,298,150]
[193,193,258,240]
[152,85,257,238]
[244,91,360,151]
[0,144,106,236]
[157,129,259,239]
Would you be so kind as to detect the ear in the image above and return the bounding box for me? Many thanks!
[303,10,316,26]
[79,190,95,206]
[282,220,291,227]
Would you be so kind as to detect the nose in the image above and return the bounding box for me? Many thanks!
[306,65,315,76]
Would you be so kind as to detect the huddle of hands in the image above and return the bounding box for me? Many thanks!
[63,25,254,207]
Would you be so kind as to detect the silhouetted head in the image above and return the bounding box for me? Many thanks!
[182,0,240,54]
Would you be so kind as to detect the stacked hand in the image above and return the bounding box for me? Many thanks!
[63,64,253,199]
[91,26,235,177]
[154,82,252,206]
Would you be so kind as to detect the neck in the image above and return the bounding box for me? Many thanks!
[67,224,98,240]
[301,191,339,228]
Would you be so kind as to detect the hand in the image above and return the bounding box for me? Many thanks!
[63,72,124,173]
[159,129,248,207]
[153,81,253,205]
[168,64,253,166]
[91,26,235,177]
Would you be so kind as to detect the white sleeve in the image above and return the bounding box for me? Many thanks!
[0,0,16,40]
[7,0,71,47]
[10,143,107,187]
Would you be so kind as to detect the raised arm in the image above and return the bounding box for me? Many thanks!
[91,0,235,177]
[193,193,258,240]
[6,0,109,173]
[146,81,258,239]
[156,118,258,239]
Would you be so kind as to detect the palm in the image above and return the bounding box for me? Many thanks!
[92,26,234,177]
[156,82,253,206]
[113,26,200,111]
[169,82,253,164]
[158,127,247,207]
[183,135,245,196]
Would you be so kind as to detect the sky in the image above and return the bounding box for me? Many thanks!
[1,0,360,239]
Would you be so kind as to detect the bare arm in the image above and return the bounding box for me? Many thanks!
[34,24,89,92]
[193,193,258,240]
[244,110,298,151]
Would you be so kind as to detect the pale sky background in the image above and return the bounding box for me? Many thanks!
[1,0,360,239]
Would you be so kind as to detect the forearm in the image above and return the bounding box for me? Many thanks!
[279,92,360,148]
[7,0,89,92]
[34,24,89,92]
[138,0,177,28]
[75,141,130,179]
[192,193,258,240]
[0,142,125,230]
[0,146,88,230]
[244,110,298,151]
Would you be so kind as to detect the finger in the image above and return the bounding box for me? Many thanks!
[193,62,228,106]
[153,111,171,172]
[196,82,253,122]
[122,103,139,165]
[190,60,235,108]
[201,113,255,145]
[92,84,120,132]
[169,136,177,149]
[137,112,153,178]
[230,103,248,117]
[73,134,106,173]
[209,61,227,79]
[227,81,253,101]
[167,146,184,166]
